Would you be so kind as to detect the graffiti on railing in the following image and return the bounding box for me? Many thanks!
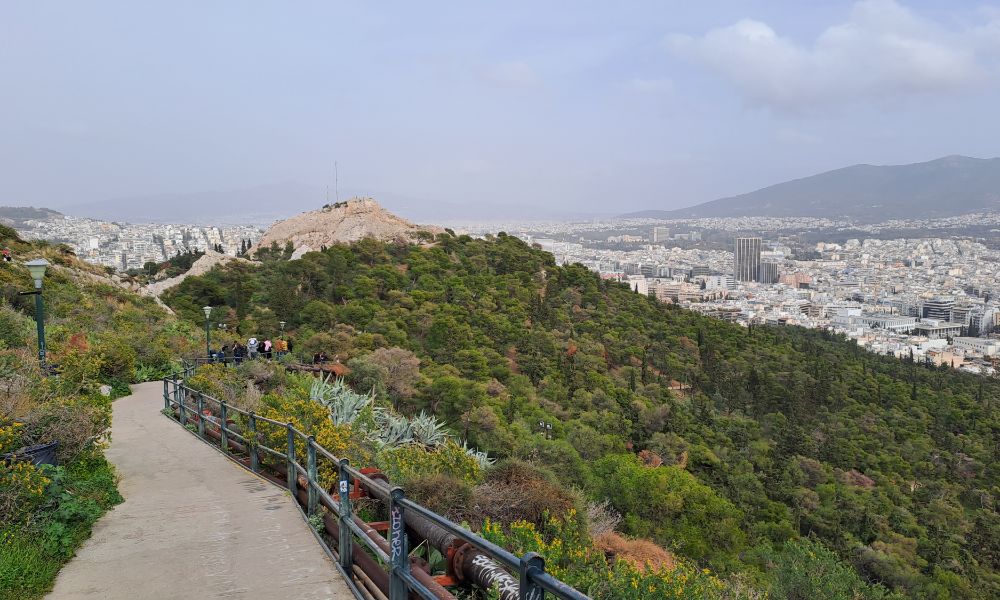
[389,505,404,563]
[470,554,528,599]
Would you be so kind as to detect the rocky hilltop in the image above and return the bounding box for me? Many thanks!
[255,198,443,257]
[142,250,249,298]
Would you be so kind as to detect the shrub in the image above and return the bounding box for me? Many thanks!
[20,400,110,464]
[592,453,746,569]
[470,459,579,528]
[758,538,902,600]
[0,305,31,350]
[480,512,728,600]
[376,440,483,486]
[0,461,50,525]
[93,337,137,383]
[404,472,473,522]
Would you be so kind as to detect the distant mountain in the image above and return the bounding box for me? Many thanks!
[0,206,62,226]
[624,156,1000,221]
[255,197,444,257]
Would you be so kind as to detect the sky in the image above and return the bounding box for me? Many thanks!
[2,0,1000,221]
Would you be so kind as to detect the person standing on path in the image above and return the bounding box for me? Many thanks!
[247,337,259,360]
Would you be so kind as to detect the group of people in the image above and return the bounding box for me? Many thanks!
[213,337,292,363]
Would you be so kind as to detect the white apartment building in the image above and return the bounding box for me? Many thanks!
[952,337,1000,356]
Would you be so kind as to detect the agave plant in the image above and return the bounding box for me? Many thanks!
[409,411,449,448]
[462,441,496,470]
[375,412,414,448]
[310,374,374,425]
[309,373,336,406]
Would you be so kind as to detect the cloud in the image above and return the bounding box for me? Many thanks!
[668,0,994,112]
[486,61,540,88]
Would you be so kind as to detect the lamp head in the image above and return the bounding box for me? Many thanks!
[202,306,212,319]
[25,259,50,284]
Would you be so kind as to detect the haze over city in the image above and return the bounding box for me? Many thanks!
[4,0,1000,221]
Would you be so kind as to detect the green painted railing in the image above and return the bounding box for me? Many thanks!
[162,370,590,600]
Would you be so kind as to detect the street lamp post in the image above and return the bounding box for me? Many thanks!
[24,259,50,367]
[203,306,213,359]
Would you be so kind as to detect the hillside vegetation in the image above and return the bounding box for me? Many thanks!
[163,233,1000,599]
[0,230,199,599]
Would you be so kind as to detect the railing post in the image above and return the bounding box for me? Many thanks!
[220,400,229,451]
[338,458,353,573]
[306,436,317,516]
[388,487,409,600]
[286,422,297,495]
[196,393,206,438]
[248,412,259,473]
[519,552,546,600]
[179,387,187,427]
[163,379,169,410]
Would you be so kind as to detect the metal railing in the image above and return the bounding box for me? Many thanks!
[162,372,590,600]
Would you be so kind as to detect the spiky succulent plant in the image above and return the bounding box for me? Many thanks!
[409,411,449,448]
[462,441,495,469]
[310,374,374,425]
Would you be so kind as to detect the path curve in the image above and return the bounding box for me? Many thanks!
[47,381,353,600]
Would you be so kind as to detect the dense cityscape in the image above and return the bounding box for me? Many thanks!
[15,214,263,271]
[463,214,1000,375]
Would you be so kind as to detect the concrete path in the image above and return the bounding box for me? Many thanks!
[47,382,354,600]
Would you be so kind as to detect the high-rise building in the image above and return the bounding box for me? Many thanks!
[922,297,954,321]
[733,237,762,282]
[758,260,780,284]
[652,226,670,243]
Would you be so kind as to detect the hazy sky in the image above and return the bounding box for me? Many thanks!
[3,1,1000,220]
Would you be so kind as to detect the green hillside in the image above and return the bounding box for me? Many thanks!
[0,229,199,599]
[163,232,999,599]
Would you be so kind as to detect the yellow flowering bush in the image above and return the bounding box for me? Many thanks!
[0,460,51,525]
[480,511,727,600]
[0,421,24,454]
[255,392,372,489]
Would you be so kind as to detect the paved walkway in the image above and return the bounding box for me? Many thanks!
[47,382,353,600]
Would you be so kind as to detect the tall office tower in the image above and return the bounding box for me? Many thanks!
[652,226,670,243]
[758,260,780,284]
[922,297,954,321]
[733,237,762,282]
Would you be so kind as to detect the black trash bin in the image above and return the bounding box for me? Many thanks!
[1,441,59,466]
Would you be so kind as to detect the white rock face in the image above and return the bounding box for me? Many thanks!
[255,198,443,256]
[142,251,250,297]
[289,244,313,260]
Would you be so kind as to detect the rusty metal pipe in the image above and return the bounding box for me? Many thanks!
[355,476,521,600]
[275,464,455,600]
[169,406,520,599]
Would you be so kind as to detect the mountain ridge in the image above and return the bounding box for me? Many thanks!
[624,155,1000,221]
